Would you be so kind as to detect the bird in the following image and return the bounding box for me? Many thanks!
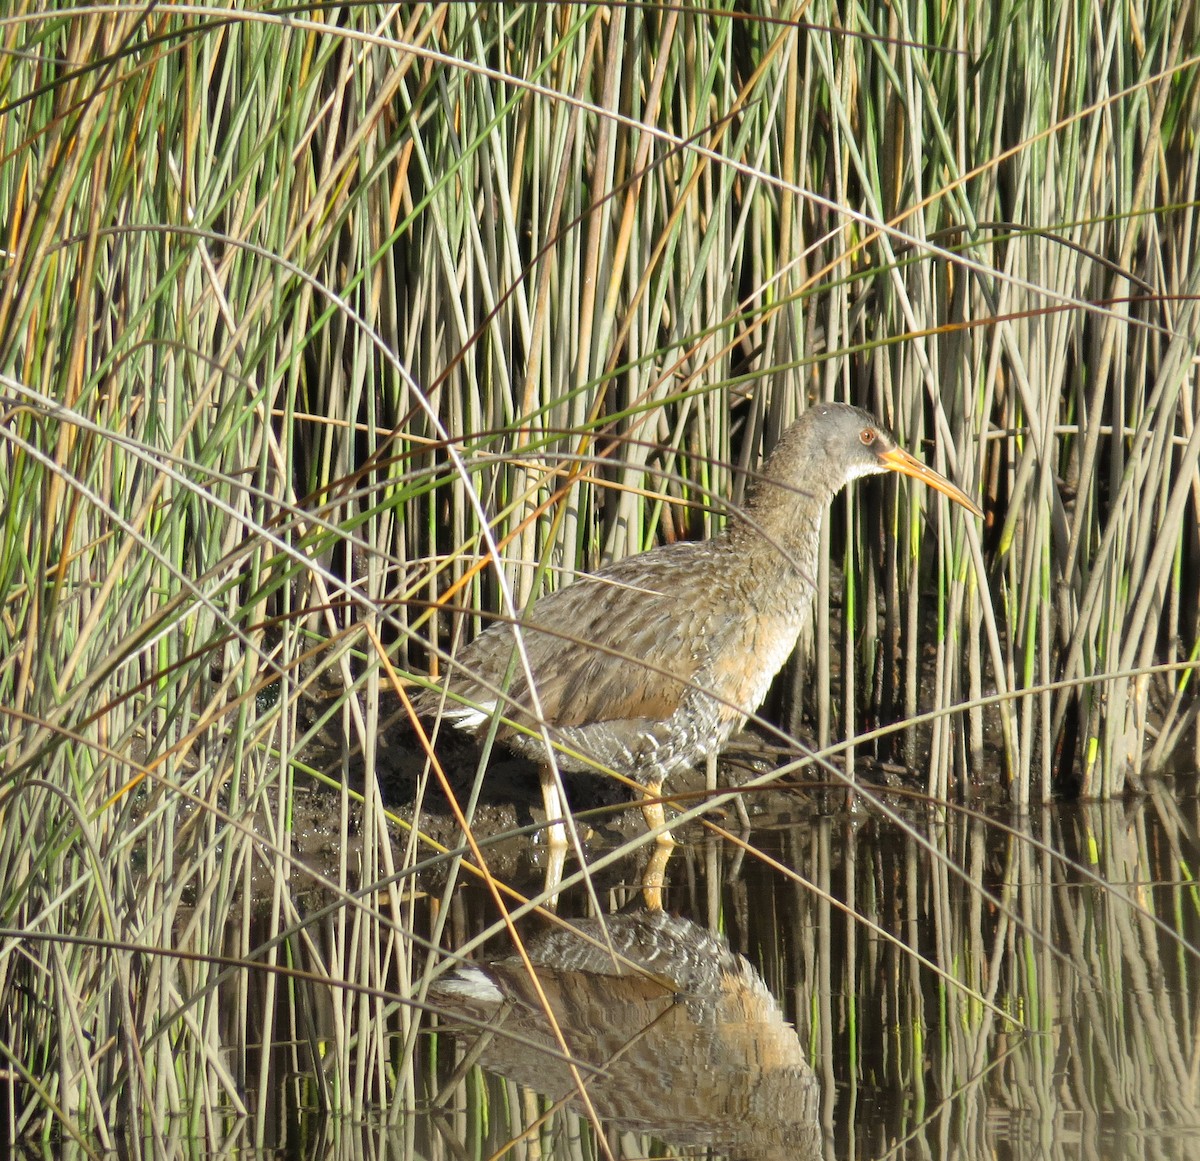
[415,403,981,850]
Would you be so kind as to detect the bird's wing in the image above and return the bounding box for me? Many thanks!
[433,541,716,730]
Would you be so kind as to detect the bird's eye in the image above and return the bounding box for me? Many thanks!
[859,428,875,445]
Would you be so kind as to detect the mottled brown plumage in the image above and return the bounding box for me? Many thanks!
[417,403,980,844]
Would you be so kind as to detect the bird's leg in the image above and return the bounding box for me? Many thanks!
[640,778,674,846]
[538,764,568,849]
[535,764,569,910]
[540,843,567,910]
[640,842,673,911]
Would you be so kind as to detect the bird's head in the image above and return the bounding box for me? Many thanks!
[762,403,982,519]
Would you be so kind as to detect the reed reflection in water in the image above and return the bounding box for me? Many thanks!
[59,788,1199,1160]
[412,787,1200,1160]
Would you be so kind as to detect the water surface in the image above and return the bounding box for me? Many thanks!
[366,782,1198,1160]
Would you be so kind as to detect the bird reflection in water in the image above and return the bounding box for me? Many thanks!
[430,910,824,1160]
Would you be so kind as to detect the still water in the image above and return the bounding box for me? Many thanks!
[382,784,1200,1160]
[198,783,1200,1161]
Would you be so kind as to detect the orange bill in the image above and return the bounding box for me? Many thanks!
[877,447,983,519]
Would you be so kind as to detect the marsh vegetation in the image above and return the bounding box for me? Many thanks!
[0,3,1197,1156]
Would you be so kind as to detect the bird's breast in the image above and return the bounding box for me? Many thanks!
[707,610,808,724]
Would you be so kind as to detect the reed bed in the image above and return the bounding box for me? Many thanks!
[0,0,1196,1149]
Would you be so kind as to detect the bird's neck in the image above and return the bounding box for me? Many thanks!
[725,489,828,586]
[723,422,842,580]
